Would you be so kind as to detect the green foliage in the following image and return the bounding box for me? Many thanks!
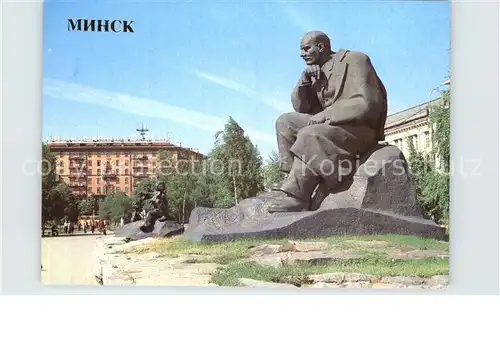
[41,143,80,225]
[429,90,450,172]
[131,178,158,213]
[261,149,286,191]
[406,82,450,227]
[98,190,133,223]
[207,117,264,207]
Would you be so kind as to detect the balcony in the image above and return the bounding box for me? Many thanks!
[133,155,149,161]
[102,172,118,180]
[70,183,87,189]
[69,173,86,179]
[69,155,85,160]
[134,173,149,178]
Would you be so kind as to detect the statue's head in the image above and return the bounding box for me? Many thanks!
[156,181,165,191]
[300,31,332,66]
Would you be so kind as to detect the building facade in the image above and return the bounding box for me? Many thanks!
[47,138,204,199]
[383,97,446,161]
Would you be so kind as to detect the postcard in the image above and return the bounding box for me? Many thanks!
[41,0,450,289]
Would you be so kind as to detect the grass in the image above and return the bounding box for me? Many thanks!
[210,258,449,287]
[122,234,449,285]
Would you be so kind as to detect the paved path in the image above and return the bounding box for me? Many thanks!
[41,235,100,285]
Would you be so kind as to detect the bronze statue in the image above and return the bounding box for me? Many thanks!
[269,31,388,212]
[139,181,171,233]
[130,191,147,222]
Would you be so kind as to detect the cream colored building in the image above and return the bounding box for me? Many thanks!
[383,97,444,160]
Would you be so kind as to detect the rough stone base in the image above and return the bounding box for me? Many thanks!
[114,219,184,241]
[184,204,445,243]
[183,145,446,243]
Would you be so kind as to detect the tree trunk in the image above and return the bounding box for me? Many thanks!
[233,170,238,205]
[182,192,186,224]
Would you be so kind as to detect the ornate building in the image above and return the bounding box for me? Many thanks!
[47,137,204,199]
[383,96,448,163]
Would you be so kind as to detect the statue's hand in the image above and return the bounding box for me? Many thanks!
[307,112,327,126]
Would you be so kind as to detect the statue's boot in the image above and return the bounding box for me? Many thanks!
[158,216,169,222]
[268,158,319,213]
[139,221,154,233]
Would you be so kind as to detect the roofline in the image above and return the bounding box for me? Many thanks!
[387,97,441,118]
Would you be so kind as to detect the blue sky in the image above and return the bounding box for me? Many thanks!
[42,0,450,160]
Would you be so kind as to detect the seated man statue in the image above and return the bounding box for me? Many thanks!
[269,31,388,212]
[139,181,171,233]
[130,191,147,222]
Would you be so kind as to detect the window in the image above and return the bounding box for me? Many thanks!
[424,131,430,148]
[97,178,100,184]
[88,160,92,167]
[97,187,101,194]
[125,169,129,175]
[88,152,93,157]
[153,162,156,167]
[97,169,101,176]
[125,160,129,166]
[116,169,119,175]
[125,177,129,184]
[116,160,119,166]
[125,187,129,193]
[152,151,157,157]
[97,152,101,157]
[97,160,101,167]
[87,178,91,184]
[116,152,120,157]
[124,152,129,157]
[106,161,111,167]
[117,186,121,192]
[106,152,110,157]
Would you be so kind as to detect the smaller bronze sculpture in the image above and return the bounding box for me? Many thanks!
[130,191,147,222]
[139,181,171,233]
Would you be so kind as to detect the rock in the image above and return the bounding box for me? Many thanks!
[249,254,284,268]
[425,275,450,290]
[238,278,297,288]
[248,244,282,256]
[250,251,363,267]
[387,249,449,260]
[344,273,378,283]
[341,282,372,288]
[380,276,427,286]
[114,220,184,241]
[183,145,446,243]
[372,283,405,289]
[288,251,363,265]
[427,275,449,286]
[289,241,330,252]
[310,282,342,288]
[309,273,345,284]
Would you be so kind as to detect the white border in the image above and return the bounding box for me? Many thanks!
[1,0,499,295]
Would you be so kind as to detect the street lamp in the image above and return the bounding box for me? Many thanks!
[428,78,451,112]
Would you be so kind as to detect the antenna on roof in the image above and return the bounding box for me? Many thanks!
[136,123,149,141]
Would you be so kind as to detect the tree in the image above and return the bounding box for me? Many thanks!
[99,190,132,223]
[41,143,80,228]
[155,149,202,223]
[207,117,264,207]
[261,149,286,191]
[131,178,158,213]
[429,89,450,172]
[407,79,450,227]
